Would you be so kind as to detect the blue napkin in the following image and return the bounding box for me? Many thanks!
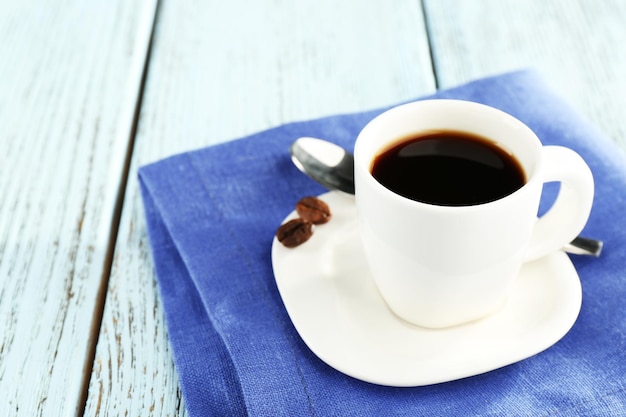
[139,70,626,416]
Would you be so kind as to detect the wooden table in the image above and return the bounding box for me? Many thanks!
[1,1,625,415]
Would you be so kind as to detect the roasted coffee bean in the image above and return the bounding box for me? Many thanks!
[276,218,313,248]
[295,196,331,224]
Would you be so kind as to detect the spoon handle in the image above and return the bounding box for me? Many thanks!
[564,236,603,257]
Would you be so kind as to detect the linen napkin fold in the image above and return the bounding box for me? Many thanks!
[139,70,626,417]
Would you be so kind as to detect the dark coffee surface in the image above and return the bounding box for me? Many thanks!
[371,130,525,206]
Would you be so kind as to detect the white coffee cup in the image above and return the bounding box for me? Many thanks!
[354,99,594,328]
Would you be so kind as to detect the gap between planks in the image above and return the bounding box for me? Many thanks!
[420,0,439,89]
[75,0,163,415]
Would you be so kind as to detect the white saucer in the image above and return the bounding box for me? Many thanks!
[271,191,582,387]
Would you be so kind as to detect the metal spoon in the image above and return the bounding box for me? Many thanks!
[290,137,603,257]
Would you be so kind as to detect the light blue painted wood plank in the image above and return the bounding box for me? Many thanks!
[0,0,157,415]
[138,0,437,154]
[424,0,626,151]
[85,0,436,415]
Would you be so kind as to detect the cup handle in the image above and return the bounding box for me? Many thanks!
[524,146,594,262]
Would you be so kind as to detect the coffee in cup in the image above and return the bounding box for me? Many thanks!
[370,130,526,206]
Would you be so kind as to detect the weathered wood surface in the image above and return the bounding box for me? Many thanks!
[1,0,625,416]
[0,0,157,416]
[424,0,626,149]
[83,1,435,415]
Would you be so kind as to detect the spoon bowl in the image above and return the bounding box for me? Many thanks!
[290,137,355,194]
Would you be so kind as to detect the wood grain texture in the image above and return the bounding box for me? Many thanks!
[423,0,626,151]
[84,0,435,415]
[0,0,156,416]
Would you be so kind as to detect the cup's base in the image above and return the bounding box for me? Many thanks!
[382,293,510,330]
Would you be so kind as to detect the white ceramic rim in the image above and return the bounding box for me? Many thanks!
[353,99,545,213]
